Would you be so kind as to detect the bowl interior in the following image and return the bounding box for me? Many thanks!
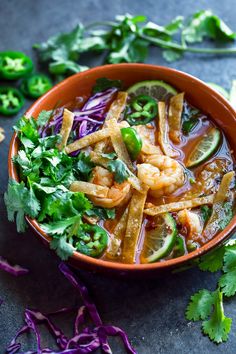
[9,64,236,273]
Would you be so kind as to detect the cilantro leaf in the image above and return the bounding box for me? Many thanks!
[14,116,39,143]
[4,180,40,232]
[218,244,236,297]
[74,152,95,181]
[198,246,225,273]
[34,24,84,63]
[40,215,81,235]
[186,289,215,321]
[24,186,41,218]
[85,207,116,220]
[107,159,132,183]
[223,244,236,272]
[50,236,75,260]
[13,150,31,171]
[218,270,236,297]
[181,102,200,134]
[142,16,183,40]
[37,110,53,127]
[182,10,236,44]
[49,60,88,75]
[162,49,183,62]
[104,14,148,64]
[165,16,184,35]
[92,78,122,94]
[202,290,232,343]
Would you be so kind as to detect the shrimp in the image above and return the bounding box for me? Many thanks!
[89,166,131,208]
[137,155,184,197]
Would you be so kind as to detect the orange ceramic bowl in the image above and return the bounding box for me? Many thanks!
[8,64,236,276]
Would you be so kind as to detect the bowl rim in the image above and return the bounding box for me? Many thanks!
[8,63,236,272]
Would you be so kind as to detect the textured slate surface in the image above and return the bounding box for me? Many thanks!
[0,0,236,353]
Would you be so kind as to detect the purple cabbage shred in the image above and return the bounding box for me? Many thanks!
[6,263,136,354]
[0,256,29,277]
[40,88,117,156]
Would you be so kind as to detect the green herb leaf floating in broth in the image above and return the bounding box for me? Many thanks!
[107,158,132,183]
[186,127,221,168]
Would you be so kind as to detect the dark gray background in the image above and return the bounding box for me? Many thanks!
[1,0,236,353]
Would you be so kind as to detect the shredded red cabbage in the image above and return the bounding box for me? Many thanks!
[0,256,29,277]
[40,88,117,153]
[7,263,136,354]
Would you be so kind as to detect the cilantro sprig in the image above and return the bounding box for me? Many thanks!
[186,239,236,343]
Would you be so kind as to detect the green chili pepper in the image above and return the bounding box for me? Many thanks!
[121,127,142,160]
[0,51,33,80]
[126,94,158,125]
[0,87,24,116]
[20,74,52,98]
[76,224,108,258]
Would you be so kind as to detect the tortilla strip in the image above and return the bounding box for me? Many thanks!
[204,172,235,240]
[90,151,109,167]
[168,93,184,143]
[122,189,148,264]
[144,194,215,216]
[70,181,109,197]
[107,118,134,172]
[106,91,128,122]
[128,175,146,194]
[57,109,74,151]
[214,171,235,203]
[65,128,110,154]
[94,92,128,153]
[158,101,178,157]
[106,208,129,258]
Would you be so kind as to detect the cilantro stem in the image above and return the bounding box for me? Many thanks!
[140,34,236,54]
[86,21,236,55]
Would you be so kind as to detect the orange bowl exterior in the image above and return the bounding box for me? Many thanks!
[8,64,236,275]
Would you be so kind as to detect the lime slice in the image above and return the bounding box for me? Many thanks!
[186,127,221,168]
[127,80,177,102]
[141,213,177,263]
[206,82,229,100]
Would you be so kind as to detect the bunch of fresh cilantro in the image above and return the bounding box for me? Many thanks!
[4,112,117,260]
[33,11,236,79]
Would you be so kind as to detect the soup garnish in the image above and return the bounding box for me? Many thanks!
[5,79,235,263]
